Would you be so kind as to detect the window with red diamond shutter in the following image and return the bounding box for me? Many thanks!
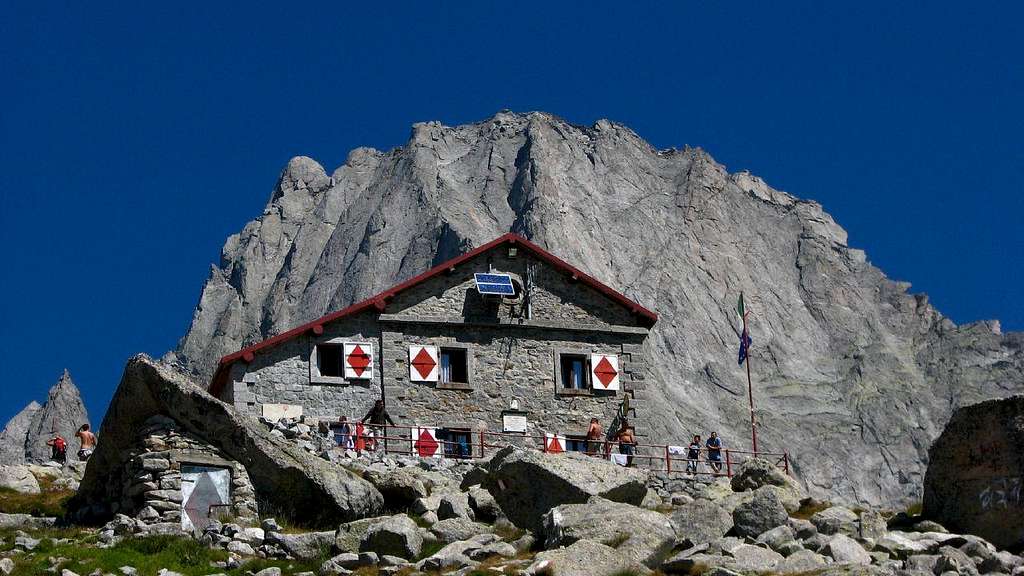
[589,354,620,391]
[342,342,374,380]
[408,345,439,382]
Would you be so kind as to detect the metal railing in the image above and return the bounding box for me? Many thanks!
[329,421,790,478]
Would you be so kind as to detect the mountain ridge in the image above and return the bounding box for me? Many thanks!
[167,110,1024,506]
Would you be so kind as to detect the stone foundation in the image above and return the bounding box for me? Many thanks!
[118,415,258,530]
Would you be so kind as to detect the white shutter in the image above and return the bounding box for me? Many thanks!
[544,433,566,454]
[413,427,442,458]
[408,345,439,382]
[343,342,374,380]
[590,354,620,391]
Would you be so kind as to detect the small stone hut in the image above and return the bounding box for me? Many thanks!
[210,234,658,454]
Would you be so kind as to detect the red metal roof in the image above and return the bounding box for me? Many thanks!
[209,233,657,395]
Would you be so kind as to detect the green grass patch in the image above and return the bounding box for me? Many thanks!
[416,538,447,560]
[0,484,75,517]
[790,499,832,520]
[905,501,923,516]
[3,532,319,576]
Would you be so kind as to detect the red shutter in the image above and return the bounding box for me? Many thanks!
[343,343,374,379]
[590,354,620,391]
[413,427,441,458]
[408,345,439,382]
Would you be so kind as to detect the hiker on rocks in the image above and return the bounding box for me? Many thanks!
[706,431,723,473]
[586,417,604,455]
[617,420,637,466]
[335,416,353,449]
[75,423,96,461]
[46,434,67,464]
[362,400,395,452]
[687,434,702,474]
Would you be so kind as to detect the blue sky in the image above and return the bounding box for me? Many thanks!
[1,2,1021,425]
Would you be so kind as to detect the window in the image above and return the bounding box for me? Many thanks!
[317,343,344,377]
[560,354,589,390]
[440,348,469,384]
[439,428,473,459]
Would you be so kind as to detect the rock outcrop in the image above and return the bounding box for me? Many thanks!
[168,111,1024,507]
[483,446,648,532]
[0,370,90,465]
[923,394,1024,550]
[0,402,40,464]
[71,355,383,527]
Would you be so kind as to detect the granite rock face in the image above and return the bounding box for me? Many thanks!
[169,111,1024,507]
[922,394,1024,549]
[0,370,90,465]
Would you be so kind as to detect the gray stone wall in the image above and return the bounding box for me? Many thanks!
[388,250,640,328]
[227,311,383,421]
[218,248,653,444]
[116,415,258,530]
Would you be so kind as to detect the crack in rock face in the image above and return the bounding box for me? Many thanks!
[165,110,1024,508]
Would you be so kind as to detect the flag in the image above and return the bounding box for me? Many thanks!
[738,325,752,365]
[737,293,751,365]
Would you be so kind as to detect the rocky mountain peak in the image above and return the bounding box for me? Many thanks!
[0,369,91,465]
[169,111,1023,506]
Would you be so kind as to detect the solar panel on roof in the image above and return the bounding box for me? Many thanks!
[475,273,516,296]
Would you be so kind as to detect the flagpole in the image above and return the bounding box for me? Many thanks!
[743,310,758,454]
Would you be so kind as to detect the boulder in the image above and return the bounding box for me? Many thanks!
[935,545,979,576]
[756,525,796,552]
[359,514,423,559]
[467,486,501,522]
[812,505,859,536]
[334,516,389,553]
[268,531,334,560]
[923,394,1024,550]
[416,534,498,571]
[362,468,428,509]
[483,446,648,532]
[0,465,41,494]
[669,499,733,546]
[776,549,827,574]
[730,457,797,493]
[823,533,871,565]
[430,517,491,543]
[0,402,40,465]
[858,510,887,541]
[662,551,730,574]
[437,492,474,521]
[543,497,676,567]
[732,486,788,538]
[69,355,384,527]
[530,539,635,576]
[725,543,784,572]
[0,513,56,529]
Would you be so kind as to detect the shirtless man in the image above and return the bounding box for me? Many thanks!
[75,424,96,461]
[617,420,637,467]
[586,417,604,455]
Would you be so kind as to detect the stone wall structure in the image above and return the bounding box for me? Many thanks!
[118,415,258,532]
[213,235,656,445]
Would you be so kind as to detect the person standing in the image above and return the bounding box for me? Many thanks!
[586,418,604,456]
[46,434,67,465]
[362,400,396,452]
[706,431,723,473]
[75,424,96,461]
[335,416,353,449]
[617,420,637,467]
[687,434,702,474]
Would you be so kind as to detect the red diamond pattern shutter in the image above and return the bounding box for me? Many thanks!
[590,354,620,391]
[343,343,374,380]
[413,427,441,458]
[409,345,439,382]
[544,433,566,453]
